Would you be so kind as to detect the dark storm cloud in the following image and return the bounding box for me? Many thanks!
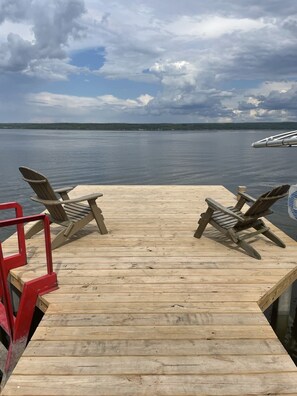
[262,89,297,111]
[0,0,85,78]
[0,0,33,23]
[251,86,297,111]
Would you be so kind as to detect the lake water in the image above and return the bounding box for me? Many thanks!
[0,128,297,362]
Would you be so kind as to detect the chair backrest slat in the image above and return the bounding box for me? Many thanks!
[244,185,290,218]
[19,167,68,222]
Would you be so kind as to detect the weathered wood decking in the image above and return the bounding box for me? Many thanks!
[2,185,297,395]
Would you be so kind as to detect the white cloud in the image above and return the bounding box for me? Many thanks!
[23,58,84,80]
[0,20,33,42]
[166,16,269,39]
[27,91,154,114]
[149,60,199,88]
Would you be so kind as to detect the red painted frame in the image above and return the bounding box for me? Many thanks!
[0,202,58,383]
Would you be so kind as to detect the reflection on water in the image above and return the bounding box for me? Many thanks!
[0,128,297,361]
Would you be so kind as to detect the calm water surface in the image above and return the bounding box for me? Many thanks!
[0,128,297,361]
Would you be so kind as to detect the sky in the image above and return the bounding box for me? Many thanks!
[1,0,297,123]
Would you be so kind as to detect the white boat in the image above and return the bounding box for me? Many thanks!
[252,130,297,147]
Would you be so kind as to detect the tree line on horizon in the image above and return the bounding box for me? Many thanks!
[1,122,297,131]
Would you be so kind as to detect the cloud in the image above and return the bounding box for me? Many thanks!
[166,16,268,39]
[25,91,154,121]
[0,0,86,78]
[32,0,85,58]
[237,82,297,120]
[82,2,284,85]
[146,88,233,121]
[23,58,85,80]
[146,59,233,120]
[78,1,297,122]
[2,0,297,121]
[149,60,198,88]
[28,91,153,109]
[0,0,33,23]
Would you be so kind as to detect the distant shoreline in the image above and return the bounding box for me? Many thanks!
[1,122,297,131]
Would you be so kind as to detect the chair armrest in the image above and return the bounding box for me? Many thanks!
[235,191,257,210]
[53,186,75,194]
[237,191,257,203]
[205,198,244,221]
[31,193,103,205]
[64,193,103,204]
[31,196,61,205]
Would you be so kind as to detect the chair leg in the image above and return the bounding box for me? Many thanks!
[254,223,286,248]
[237,239,261,260]
[262,229,286,248]
[51,229,69,250]
[89,201,108,234]
[25,220,45,239]
[194,207,214,238]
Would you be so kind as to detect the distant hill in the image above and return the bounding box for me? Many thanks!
[1,122,297,130]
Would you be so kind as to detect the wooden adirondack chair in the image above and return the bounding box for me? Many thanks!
[194,184,290,259]
[19,167,108,249]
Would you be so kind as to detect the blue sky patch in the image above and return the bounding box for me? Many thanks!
[70,48,105,71]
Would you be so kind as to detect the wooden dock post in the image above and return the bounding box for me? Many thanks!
[237,185,247,201]
[275,285,293,339]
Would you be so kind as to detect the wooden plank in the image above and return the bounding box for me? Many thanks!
[23,339,288,357]
[11,268,294,277]
[40,312,268,326]
[14,355,296,375]
[43,301,262,314]
[32,325,276,341]
[17,275,283,285]
[258,266,297,310]
[3,373,297,395]
[11,256,297,269]
[41,292,266,303]
[44,284,272,294]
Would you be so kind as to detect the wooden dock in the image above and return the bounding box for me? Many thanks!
[2,185,297,395]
